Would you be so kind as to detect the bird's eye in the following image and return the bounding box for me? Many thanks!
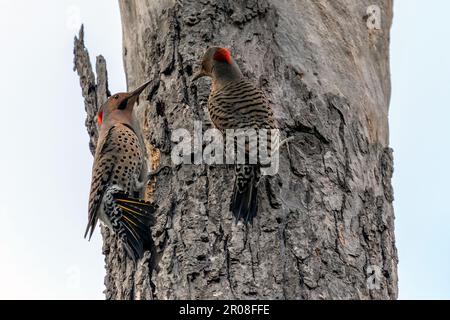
[114,95,119,100]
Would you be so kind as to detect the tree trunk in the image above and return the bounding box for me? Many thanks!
[74,0,397,300]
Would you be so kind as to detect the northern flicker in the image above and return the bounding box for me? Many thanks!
[192,47,277,222]
[86,80,156,261]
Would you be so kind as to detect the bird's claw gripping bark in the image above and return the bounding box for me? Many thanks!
[279,136,294,149]
[132,166,170,192]
[147,165,171,180]
[279,136,294,159]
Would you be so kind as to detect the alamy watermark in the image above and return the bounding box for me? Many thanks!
[170,121,281,176]
[66,265,81,290]
[366,265,382,290]
[366,5,381,30]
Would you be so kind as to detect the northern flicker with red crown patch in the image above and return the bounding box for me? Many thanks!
[86,80,157,261]
[192,47,277,222]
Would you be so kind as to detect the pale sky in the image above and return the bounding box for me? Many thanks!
[390,1,450,299]
[0,0,448,299]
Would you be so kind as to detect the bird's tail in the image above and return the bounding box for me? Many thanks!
[112,192,156,261]
[231,165,259,223]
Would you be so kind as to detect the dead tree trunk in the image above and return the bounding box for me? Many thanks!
[74,0,397,299]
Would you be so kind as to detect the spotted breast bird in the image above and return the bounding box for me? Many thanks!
[192,47,277,222]
[86,80,156,261]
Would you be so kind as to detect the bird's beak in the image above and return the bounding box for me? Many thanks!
[126,80,152,109]
[129,79,152,98]
[192,69,206,82]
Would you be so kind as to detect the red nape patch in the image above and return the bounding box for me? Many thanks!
[97,111,103,125]
[213,48,232,64]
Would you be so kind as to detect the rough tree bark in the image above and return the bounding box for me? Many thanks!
[74,0,397,299]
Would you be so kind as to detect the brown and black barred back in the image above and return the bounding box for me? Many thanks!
[208,79,277,222]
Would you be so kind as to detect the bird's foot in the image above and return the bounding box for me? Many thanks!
[147,165,171,180]
[279,136,294,159]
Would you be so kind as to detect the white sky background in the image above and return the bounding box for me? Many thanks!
[0,0,124,299]
[390,1,450,299]
[0,0,448,299]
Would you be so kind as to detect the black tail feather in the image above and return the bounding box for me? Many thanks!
[231,165,259,223]
[84,215,98,241]
[112,193,156,261]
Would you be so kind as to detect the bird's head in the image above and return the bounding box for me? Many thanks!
[192,47,242,83]
[97,80,151,127]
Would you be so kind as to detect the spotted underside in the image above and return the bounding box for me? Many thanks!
[86,123,144,239]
